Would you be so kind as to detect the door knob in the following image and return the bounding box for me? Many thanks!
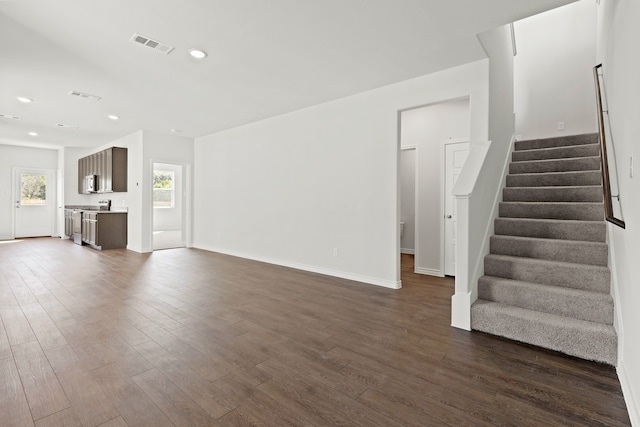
[446,215,452,219]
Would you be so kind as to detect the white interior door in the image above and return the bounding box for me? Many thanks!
[444,142,469,276]
[14,168,55,238]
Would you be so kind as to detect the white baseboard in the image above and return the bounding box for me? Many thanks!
[618,361,640,427]
[193,244,401,289]
[415,267,444,277]
[401,248,415,255]
[126,244,151,253]
[0,235,13,241]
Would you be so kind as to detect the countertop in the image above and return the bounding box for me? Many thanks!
[65,205,128,213]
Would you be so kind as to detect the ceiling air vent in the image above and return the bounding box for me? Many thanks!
[69,90,102,101]
[0,114,23,120]
[56,123,79,129]
[130,33,174,54]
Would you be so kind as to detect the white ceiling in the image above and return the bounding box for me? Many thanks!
[0,0,574,149]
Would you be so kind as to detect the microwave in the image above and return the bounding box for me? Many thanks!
[85,174,98,192]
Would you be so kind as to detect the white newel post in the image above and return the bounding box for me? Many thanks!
[451,194,472,330]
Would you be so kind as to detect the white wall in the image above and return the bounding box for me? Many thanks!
[597,0,640,424]
[153,162,183,231]
[194,60,489,288]
[400,99,471,275]
[399,149,416,254]
[0,144,58,240]
[514,0,598,140]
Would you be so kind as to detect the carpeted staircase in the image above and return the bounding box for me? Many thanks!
[471,133,617,365]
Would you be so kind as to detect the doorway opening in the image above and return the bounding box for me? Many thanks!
[398,97,470,278]
[152,162,186,250]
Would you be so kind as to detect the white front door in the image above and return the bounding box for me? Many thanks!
[444,142,469,276]
[14,168,55,238]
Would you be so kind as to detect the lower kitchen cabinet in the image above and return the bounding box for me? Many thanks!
[81,212,127,250]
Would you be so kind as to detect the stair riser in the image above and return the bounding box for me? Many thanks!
[471,302,616,365]
[490,236,608,266]
[478,278,614,324]
[494,218,606,242]
[509,157,600,174]
[503,186,603,202]
[499,202,604,221]
[514,134,599,151]
[484,256,610,293]
[512,144,600,162]
[507,171,602,187]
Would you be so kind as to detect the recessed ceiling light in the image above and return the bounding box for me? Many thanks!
[17,97,33,103]
[108,114,120,120]
[28,131,38,136]
[170,128,182,133]
[188,48,207,59]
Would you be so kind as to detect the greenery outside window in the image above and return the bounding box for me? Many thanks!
[153,171,174,208]
[21,174,47,205]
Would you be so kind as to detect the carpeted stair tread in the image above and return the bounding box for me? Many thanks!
[506,170,602,187]
[490,235,608,266]
[509,156,600,174]
[502,185,603,202]
[499,201,604,221]
[475,133,615,365]
[512,143,600,162]
[514,133,598,151]
[471,300,616,365]
[478,276,614,324]
[494,218,606,242]
[484,254,610,293]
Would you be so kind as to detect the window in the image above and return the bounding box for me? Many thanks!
[21,174,47,205]
[153,170,174,208]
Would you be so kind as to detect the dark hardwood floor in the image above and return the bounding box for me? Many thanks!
[0,238,630,426]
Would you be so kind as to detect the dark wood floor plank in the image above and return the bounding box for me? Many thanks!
[0,240,631,426]
[144,347,238,419]
[44,346,120,426]
[12,341,70,421]
[96,416,128,427]
[257,352,367,400]
[214,374,314,427]
[90,364,174,427]
[138,323,231,382]
[34,408,82,427]
[0,306,38,347]
[132,368,221,426]
[0,355,34,427]
[0,314,13,360]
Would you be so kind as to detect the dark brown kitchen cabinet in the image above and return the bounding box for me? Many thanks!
[81,212,127,250]
[78,147,127,194]
[82,211,97,245]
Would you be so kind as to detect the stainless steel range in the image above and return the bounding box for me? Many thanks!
[72,210,83,245]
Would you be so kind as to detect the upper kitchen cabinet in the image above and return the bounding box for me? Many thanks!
[78,147,128,194]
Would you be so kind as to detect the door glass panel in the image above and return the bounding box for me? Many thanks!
[153,170,175,208]
[21,174,47,206]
